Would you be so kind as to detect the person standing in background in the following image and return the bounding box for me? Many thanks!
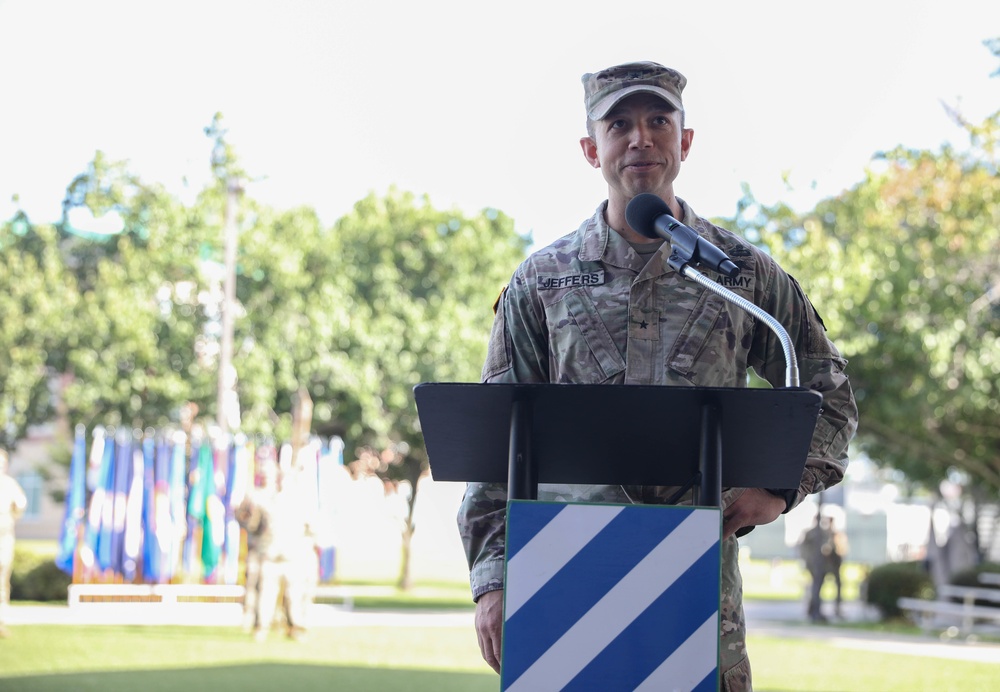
[238,459,318,642]
[800,513,836,622]
[827,516,848,619]
[0,449,28,638]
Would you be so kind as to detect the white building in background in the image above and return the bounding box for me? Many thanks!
[5,423,64,540]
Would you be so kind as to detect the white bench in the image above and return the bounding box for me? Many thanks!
[67,583,389,610]
[898,582,1000,636]
[978,573,1000,587]
[68,583,246,607]
[311,584,397,610]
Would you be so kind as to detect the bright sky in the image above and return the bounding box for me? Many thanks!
[2,0,998,250]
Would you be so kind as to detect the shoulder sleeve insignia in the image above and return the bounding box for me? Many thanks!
[492,285,508,315]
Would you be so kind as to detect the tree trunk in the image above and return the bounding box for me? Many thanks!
[396,461,423,591]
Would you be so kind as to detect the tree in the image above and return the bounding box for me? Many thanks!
[5,121,529,588]
[55,152,216,432]
[0,215,77,449]
[209,183,529,588]
[330,189,529,588]
[722,107,1000,495]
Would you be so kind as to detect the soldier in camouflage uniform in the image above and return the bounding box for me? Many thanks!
[244,464,318,643]
[235,460,272,634]
[457,62,858,691]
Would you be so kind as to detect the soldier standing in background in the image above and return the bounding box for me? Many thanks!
[827,517,848,619]
[235,454,277,633]
[800,513,836,622]
[0,449,28,638]
[238,458,318,642]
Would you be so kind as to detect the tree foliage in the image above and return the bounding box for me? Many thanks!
[724,106,1000,493]
[326,190,528,587]
[56,152,216,432]
[329,190,528,451]
[0,218,77,448]
[2,124,529,579]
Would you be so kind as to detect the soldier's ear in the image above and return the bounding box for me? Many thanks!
[580,137,600,168]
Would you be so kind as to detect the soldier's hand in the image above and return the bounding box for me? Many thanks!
[475,588,504,674]
[722,488,785,539]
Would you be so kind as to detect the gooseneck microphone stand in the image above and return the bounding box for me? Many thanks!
[665,250,800,388]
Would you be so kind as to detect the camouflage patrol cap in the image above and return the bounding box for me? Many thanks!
[582,61,686,120]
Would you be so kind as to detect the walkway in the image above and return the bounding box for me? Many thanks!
[744,599,1000,664]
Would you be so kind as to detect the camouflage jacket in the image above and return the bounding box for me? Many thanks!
[458,201,858,600]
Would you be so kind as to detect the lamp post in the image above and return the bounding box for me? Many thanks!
[217,177,242,438]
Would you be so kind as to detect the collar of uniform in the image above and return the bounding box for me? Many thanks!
[676,197,699,226]
[578,202,611,262]
[578,199,701,264]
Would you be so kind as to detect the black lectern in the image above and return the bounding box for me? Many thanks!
[414,382,822,504]
[415,382,822,691]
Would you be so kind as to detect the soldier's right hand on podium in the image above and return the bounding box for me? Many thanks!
[475,588,504,674]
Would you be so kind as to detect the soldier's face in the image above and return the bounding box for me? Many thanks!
[581,93,693,206]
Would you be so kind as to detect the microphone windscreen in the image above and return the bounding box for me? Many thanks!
[625,193,670,239]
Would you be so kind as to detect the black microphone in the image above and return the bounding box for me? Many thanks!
[625,193,740,279]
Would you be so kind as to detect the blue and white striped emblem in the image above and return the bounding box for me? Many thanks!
[502,501,721,691]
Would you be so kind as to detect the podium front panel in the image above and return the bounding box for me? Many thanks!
[501,501,721,691]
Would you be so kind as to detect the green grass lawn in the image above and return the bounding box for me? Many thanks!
[8,546,993,691]
[0,625,496,692]
[1,622,997,692]
[748,634,998,692]
[316,580,476,610]
[315,556,866,609]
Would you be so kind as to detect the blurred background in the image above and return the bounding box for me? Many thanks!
[2,0,999,615]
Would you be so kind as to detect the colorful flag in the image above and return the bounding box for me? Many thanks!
[121,440,145,582]
[85,424,105,493]
[149,437,173,583]
[222,437,250,585]
[166,433,187,581]
[81,426,109,572]
[183,439,205,575]
[140,436,159,582]
[55,425,88,575]
[200,442,225,579]
[95,432,119,573]
[317,436,344,582]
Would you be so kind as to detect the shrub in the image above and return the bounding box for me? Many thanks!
[10,545,72,602]
[863,560,934,619]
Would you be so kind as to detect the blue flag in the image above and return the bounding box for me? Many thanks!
[148,437,172,583]
[140,436,158,582]
[166,435,187,581]
[121,441,145,582]
[317,436,344,582]
[107,433,132,577]
[223,438,249,585]
[94,433,118,573]
[183,440,202,575]
[55,425,88,575]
